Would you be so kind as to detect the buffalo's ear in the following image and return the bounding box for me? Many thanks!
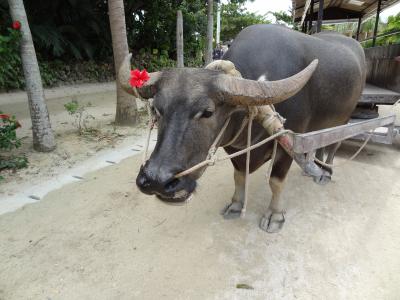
[118,53,161,99]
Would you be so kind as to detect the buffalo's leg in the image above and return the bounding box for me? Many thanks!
[326,142,341,165]
[313,142,341,185]
[260,151,292,233]
[221,169,245,219]
[316,147,325,162]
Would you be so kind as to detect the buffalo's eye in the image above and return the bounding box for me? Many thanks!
[201,110,213,118]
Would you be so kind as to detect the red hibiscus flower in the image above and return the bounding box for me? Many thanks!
[129,69,150,88]
[0,114,21,128]
[0,114,10,120]
[12,21,21,30]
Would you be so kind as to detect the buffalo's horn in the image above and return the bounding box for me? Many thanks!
[215,59,318,106]
[118,53,161,99]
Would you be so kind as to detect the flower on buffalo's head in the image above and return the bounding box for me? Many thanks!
[129,69,150,88]
[12,21,21,30]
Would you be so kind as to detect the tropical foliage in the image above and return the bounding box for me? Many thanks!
[325,13,400,48]
[360,14,400,48]
[1,0,111,60]
[268,10,293,26]
[0,113,27,176]
[0,25,22,90]
[0,0,211,61]
[220,2,267,42]
[380,13,400,45]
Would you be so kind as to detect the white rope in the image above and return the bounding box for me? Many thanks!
[142,103,155,165]
[241,111,254,217]
[312,132,372,168]
[220,116,249,147]
[174,128,291,178]
[207,117,232,160]
[266,139,278,182]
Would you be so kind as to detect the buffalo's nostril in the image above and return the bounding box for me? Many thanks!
[137,173,151,190]
[164,178,180,192]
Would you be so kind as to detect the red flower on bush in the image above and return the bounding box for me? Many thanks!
[12,21,21,30]
[0,114,21,128]
[129,69,150,88]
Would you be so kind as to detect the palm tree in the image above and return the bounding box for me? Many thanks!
[8,0,56,152]
[176,9,184,68]
[205,0,213,65]
[108,0,138,126]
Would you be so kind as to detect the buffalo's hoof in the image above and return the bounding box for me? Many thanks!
[313,173,332,185]
[259,210,285,233]
[221,201,243,219]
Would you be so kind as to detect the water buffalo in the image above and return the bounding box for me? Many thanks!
[119,24,365,233]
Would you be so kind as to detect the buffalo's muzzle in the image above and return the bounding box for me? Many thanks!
[136,165,196,203]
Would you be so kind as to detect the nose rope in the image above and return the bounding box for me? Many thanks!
[220,115,249,148]
[142,101,157,166]
[242,110,254,217]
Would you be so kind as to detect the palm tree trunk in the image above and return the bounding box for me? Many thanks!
[108,0,138,126]
[176,10,184,68]
[8,0,56,152]
[205,0,214,65]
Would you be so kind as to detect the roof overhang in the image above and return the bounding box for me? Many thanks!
[293,0,400,24]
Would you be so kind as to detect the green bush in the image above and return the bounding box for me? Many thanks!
[0,112,27,178]
[38,60,115,87]
[64,100,95,135]
[0,49,203,91]
[0,113,21,150]
[0,27,23,90]
[130,51,203,70]
[0,155,28,171]
[0,58,116,91]
[132,51,176,71]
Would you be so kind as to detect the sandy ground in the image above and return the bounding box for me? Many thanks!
[0,82,147,197]
[0,98,400,299]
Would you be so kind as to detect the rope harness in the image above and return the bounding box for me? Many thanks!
[141,106,374,217]
[141,99,294,217]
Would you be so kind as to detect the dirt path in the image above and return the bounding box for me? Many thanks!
[1,86,399,299]
[1,136,399,299]
[0,82,147,200]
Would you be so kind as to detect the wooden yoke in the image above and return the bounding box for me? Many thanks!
[254,105,329,178]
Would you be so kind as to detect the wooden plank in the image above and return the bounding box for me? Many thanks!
[317,0,324,33]
[292,114,396,153]
[300,0,312,27]
[372,0,382,47]
[359,84,400,104]
[294,0,400,23]
[364,44,400,94]
[352,126,396,144]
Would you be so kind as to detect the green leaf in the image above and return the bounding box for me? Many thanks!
[236,283,254,290]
